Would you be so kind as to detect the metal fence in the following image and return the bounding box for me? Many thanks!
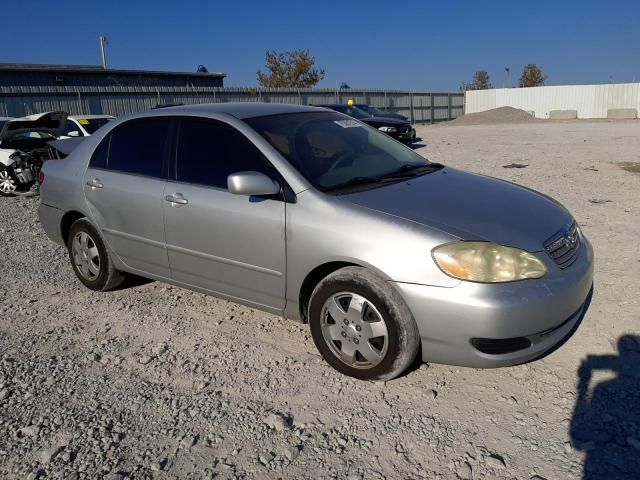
[466,83,640,119]
[0,86,464,123]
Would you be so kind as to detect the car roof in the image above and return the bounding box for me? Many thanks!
[69,115,115,120]
[144,102,328,120]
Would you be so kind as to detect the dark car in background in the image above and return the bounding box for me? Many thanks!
[316,104,415,144]
[355,104,409,122]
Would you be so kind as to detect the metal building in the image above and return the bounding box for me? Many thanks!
[0,63,225,88]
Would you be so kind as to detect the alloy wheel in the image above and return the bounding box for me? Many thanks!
[0,169,17,195]
[71,232,101,281]
[320,292,389,369]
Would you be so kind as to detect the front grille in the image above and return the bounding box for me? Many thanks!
[544,222,580,269]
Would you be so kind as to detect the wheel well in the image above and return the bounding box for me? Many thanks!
[298,262,358,322]
[60,211,85,244]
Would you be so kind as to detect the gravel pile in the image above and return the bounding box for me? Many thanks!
[451,106,537,125]
[2,117,640,480]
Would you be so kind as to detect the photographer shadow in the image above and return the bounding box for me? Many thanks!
[570,335,640,479]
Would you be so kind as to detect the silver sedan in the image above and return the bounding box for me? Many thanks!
[38,103,593,380]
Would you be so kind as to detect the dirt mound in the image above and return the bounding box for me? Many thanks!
[452,106,538,125]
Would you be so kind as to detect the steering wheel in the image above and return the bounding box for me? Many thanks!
[328,152,357,171]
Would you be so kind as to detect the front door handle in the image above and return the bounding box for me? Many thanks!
[86,178,103,189]
[164,193,188,206]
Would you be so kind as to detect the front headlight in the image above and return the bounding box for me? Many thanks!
[432,241,546,283]
[378,126,397,133]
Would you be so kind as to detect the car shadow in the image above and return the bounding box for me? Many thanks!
[570,334,640,479]
[409,142,427,150]
[114,274,155,291]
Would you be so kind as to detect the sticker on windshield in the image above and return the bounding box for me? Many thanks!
[333,119,363,129]
[78,119,90,125]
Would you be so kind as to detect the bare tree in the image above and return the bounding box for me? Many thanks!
[460,70,493,91]
[519,64,547,88]
[257,49,326,88]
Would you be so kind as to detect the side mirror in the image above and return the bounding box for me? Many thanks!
[67,130,81,137]
[227,171,280,196]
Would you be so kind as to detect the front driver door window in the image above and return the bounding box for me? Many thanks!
[162,117,286,311]
[63,120,82,137]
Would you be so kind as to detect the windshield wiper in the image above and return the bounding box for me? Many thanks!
[380,162,444,179]
[324,163,444,193]
[324,176,383,192]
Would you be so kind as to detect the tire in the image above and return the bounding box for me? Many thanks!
[0,165,18,197]
[308,266,420,381]
[67,218,125,291]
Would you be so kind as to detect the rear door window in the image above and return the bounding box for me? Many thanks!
[106,118,171,178]
[175,118,275,188]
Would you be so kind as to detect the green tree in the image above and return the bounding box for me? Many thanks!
[257,49,326,88]
[460,70,493,91]
[519,64,547,87]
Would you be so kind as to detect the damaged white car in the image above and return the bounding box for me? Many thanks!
[0,111,67,196]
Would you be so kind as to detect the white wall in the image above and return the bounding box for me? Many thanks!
[465,83,640,119]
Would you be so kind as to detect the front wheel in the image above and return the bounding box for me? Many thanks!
[0,165,18,196]
[308,267,420,381]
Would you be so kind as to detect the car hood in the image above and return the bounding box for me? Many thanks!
[373,113,408,121]
[339,167,573,252]
[0,111,68,141]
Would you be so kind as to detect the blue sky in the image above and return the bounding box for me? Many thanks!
[2,1,639,90]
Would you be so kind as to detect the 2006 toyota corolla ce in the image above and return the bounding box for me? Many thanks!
[38,103,594,380]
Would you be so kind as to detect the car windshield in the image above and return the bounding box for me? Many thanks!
[77,118,113,134]
[246,111,437,193]
[327,106,370,120]
[368,107,391,116]
[8,131,56,140]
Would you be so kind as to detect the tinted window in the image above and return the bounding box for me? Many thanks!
[176,118,275,188]
[90,135,110,169]
[108,118,170,178]
[327,105,369,120]
[63,120,82,136]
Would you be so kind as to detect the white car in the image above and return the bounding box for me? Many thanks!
[61,115,115,138]
[0,117,14,131]
[0,111,67,196]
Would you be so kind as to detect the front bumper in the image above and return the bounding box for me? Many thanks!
[394,236,594,368]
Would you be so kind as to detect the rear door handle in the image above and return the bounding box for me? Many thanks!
[164,193,188,206]
[86,178,103,189]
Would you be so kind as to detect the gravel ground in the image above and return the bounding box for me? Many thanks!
[1,119,639,480]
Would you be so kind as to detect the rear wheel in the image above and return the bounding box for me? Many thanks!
[0,165,18,197]
[67,219,125,291]
[308,267,420,381]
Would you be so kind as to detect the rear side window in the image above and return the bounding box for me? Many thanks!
[176,118,275,188]
[106,118,171,178]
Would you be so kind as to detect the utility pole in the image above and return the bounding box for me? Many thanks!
[99,36,109,69]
